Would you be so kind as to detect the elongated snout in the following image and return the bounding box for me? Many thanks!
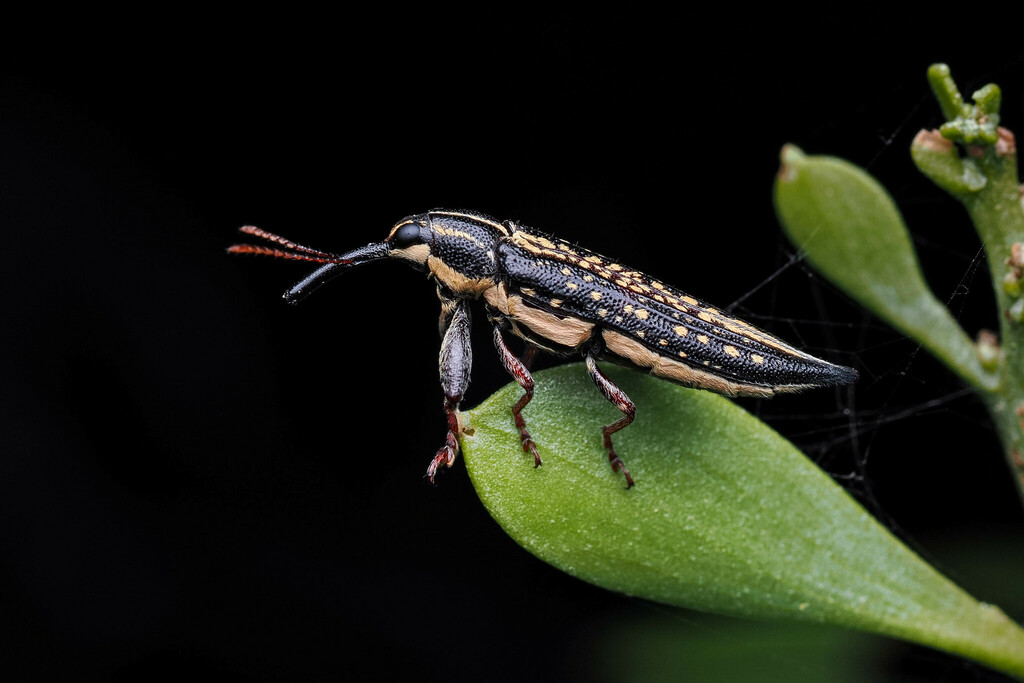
[283,241,390,304]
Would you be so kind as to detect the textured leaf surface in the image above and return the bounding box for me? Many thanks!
[463,365,1024,677]
[773,145,993,391]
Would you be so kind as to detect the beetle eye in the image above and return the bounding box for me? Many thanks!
[390,223,423,249]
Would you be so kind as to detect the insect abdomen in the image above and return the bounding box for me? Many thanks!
[497,226,857,395]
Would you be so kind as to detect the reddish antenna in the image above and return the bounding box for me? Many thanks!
[228,225,391,303]
[227,226,348,264]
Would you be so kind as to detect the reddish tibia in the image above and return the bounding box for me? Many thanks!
[493,328,540,467]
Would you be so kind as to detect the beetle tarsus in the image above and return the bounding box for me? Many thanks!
[426,402,461,484]
[426,435,458,485]
[512,392,541,467]
[519,427,541,468]
[609,452,635,488]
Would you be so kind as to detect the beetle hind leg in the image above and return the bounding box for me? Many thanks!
[493,326,541,467]
[585,353,637,488]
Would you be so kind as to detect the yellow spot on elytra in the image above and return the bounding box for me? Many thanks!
[635,309,649,320]
[521,287,536,297]
[578,260,592,270]
[674,325,688,336]
[698,311,714,323]
[586,255,602,264]
[590,291,602,301]
[615,316,623,323]
[658,339,668,346]
[561,268,572,276]
[682,296,698,305]
[615,279,628,287]
[550,299,562,308]
[636,330,645,338]
[653,295,665,303]
[723,345,740,358]
[751,354,765,364]
[624,304,635,313]
[566,281,578,290]
[628,285,644,293]
[598,308,608,317]
[652,282,665,290]
[583,275,594,282]
[697,334,709,344]
[706,308,719,315]
[609,263,623,272]
[678,351,687,358]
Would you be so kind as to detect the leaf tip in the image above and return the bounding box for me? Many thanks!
[778,144,805,183]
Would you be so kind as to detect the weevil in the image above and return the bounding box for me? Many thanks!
[229,209,858,487]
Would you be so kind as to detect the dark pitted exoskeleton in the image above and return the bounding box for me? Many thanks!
[229,209,858,487]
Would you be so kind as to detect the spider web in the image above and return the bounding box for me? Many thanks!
[717,99,1015,539]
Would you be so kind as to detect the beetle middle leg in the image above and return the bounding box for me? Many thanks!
[493,325,541,467]
[585,353,636,488]
[427,294,472,484]
[520,344,538,371]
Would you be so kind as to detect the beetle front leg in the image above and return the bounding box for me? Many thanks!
[426,296,472,484]
[493,326,541,467]
[585,353,636,488]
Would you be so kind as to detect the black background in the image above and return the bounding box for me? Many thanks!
[4,11,1024,682]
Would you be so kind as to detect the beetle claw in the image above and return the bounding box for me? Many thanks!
[522,435,542,468]
[425,432,458,484]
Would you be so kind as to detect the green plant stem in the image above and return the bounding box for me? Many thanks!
[916,64,1024,504]
[965,149,1024,501]
[928,63,966,122]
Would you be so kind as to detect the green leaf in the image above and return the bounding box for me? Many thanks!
[463,365,1024,678]
[774,145,995,392]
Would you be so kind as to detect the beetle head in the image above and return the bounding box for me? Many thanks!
[229,210,505,303]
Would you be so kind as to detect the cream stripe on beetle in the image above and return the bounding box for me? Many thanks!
[230,209,858,488]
